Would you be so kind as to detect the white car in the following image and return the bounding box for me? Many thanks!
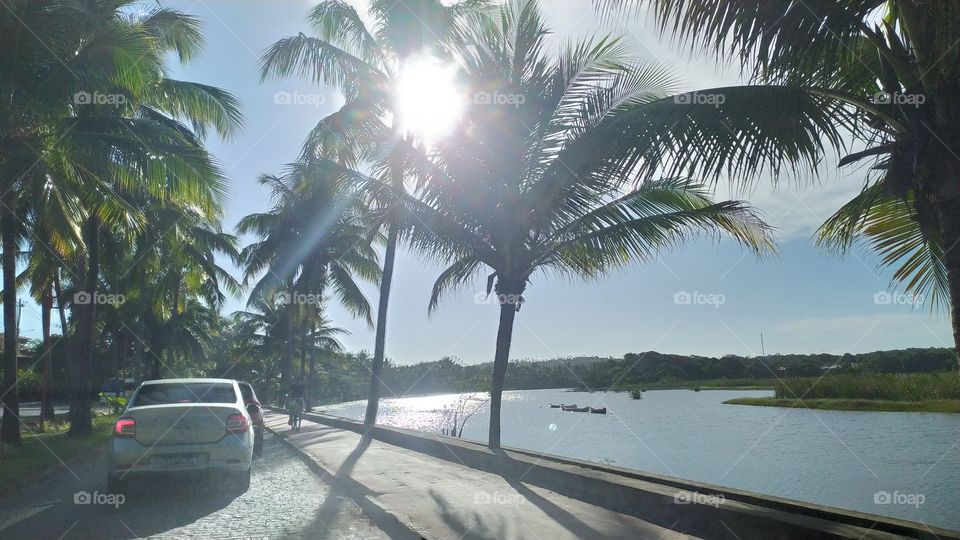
[107,378,254,492]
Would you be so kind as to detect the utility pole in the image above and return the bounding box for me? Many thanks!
[15,299,24,351]
[760,333,766,357]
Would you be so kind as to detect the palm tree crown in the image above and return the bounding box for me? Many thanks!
[378,0,776,447]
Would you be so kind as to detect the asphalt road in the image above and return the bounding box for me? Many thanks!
[0,433,390,539]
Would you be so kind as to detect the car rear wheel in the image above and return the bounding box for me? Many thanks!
[231,467,251,492]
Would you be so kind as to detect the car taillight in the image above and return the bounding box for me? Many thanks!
[226,413,249,433]
[114,418,136,438]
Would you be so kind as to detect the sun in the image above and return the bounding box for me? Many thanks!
[395,56,464,143]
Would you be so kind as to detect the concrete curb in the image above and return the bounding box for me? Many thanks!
[285,409,960,540]
[264,421,426,540]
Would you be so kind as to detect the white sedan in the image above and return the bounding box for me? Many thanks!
[107,378,254,492]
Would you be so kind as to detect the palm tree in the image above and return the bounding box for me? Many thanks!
[360,0,777,448]
[597,0,960,357]
[137,203,241,379]
[63,5,241,439]
[21,181,84,421]
[238,162,380,399]
[0,2,242,439]
[0,0,167,442]
[259,0,488,429]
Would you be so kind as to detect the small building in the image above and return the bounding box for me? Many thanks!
[0,333,36,363]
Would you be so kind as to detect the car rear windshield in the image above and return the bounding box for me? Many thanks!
[239,384,255,402]
[131,382,237,406]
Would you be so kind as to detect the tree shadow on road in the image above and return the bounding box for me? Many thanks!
[2,474,243,540]
[303,436,374,538]
[428,488,512,540]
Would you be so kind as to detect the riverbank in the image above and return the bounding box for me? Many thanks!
[725,397,960,413]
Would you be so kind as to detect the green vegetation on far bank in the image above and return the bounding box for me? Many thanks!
[613,378,779,392]
[773,372,960,401]
[722,372,960,413]
[0,415,115,494]
[725,397,960,413]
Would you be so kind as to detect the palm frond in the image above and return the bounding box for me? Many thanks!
[817,184,948,310]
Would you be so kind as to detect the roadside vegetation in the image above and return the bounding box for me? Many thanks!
[0,415,115,493]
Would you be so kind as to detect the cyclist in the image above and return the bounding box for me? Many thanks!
[287,378,305,427]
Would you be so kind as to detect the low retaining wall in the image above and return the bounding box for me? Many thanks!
[293,409,959,540]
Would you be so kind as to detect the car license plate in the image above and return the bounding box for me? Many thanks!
[156,455,199,468]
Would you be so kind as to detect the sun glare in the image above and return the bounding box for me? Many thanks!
[395,56,464,143]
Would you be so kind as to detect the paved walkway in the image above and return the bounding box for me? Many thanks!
[265,411,698,540]
[0,433,392,539]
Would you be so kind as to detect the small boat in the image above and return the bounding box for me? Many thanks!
[549,404,562,408]
[589,407,607,414]
[572,406,590,413]
[561,404,579,411]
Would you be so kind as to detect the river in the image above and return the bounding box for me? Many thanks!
[316,388,960,530]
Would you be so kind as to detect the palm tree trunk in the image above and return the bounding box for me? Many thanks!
[68,217,99,439]
[364,219,399,429]
[152,346,161,380]
[281,304,294,404]
[300,314,308,378]
[40,289,54,421]
[133,259,146,381]
[488,284,521,450]
[364,63,410,429]
[160,275,181,380]
[54,271,71,390]
[938,197,960,370]
[0,196,21,444]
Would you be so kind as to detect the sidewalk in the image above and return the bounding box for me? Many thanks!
[264,411,697,540]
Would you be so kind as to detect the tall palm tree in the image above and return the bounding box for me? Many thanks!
[138,203,241,379]
[597,0,960,357]
[0,0,175,442]
[356,0,777,448]
[63,5,241,439]
[0,1,242,439]
[259,0,488,428]
[238,162,380,398]
[21,179,84,422]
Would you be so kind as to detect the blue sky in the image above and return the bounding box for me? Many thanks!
[12,1,954,364]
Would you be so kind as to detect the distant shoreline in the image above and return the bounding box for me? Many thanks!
[724,397,960,413]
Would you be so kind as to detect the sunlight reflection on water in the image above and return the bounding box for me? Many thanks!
[315,388,960,530]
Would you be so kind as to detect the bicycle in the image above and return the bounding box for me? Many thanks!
[287,396,304,430]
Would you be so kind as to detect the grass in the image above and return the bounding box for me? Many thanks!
[773,372,960,401]
[0,415,116,495]
[725,397,960,413]
[722,372,960,413]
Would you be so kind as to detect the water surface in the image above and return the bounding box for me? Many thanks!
[318,388,960,530]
